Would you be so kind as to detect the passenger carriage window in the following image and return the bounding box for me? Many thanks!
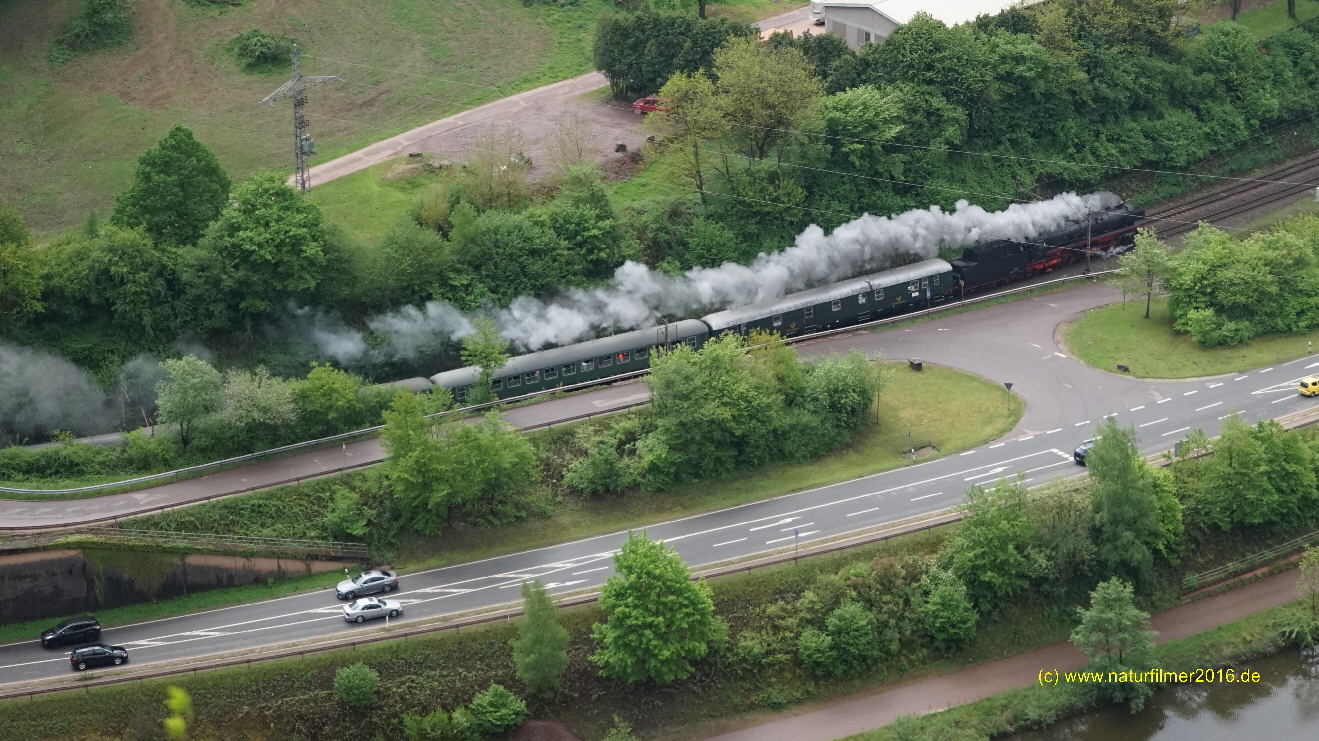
[525,370,540,384]
[492,378,503,390]
[739,323,747,335]
[599,355,613,368]
[921,278,928,288]
[562,363,576,376]
[773,315,782,327]
[507,375,521,388]
[933,275,940,285]
[545,367,558,380]
[684,337,696,347]
[804,306,814,318]
[454,386,468,401]
[635,347,649,360]
[581,359,595,372]
[617,350,630,363]
[831,300,841,312]
[875,289,884,301]
[858,293,866,304]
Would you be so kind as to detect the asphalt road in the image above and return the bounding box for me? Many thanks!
[4,281,1317,686]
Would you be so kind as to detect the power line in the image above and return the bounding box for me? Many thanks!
[260,44,343,194]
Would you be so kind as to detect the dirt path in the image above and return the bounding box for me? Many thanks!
[701,569,1303,741]
[303,5,813,187]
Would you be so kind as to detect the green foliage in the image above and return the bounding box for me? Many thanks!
[402,707,451,741]
[1069,578,1156,712]
[333,663,379,710]
[513,579,570,699]
[0,202,30,248]
[0,202,39,328]
[294,363,365,438]
[468,683,528,734]
[593,11,754,100]
[460,318,510,404]
[230,29,294,71]
[591,531,720,683]
[825,601,879,676]
[162,686,193,740]
[325,486,370,540]
[51,0,134,65]
[921,571,978,654]
[1088,418,1177,583]
[206,366,300,454]
[711,36,824,162]
[1113,229,1173,319]
[601,716,640,741]
[796,628,835,678]
[1194,416,1319,531]
[111,125,231,247]
[947,477,1032,612]
[155,355,222,452]
[200,172,328,321]
[1300,547,1319,618]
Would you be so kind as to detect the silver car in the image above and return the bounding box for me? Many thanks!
[342,597,402,623]
[335,569,399,600]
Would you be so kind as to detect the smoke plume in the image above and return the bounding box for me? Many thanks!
[310,192,1117,359]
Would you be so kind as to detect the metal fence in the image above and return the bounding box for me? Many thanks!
[0,527,371,561]
[1182,528,1319,592]
[1,269,1116,499]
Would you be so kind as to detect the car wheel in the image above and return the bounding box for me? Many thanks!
[389,610,400,617]
[382,583,393,593]
[76,662,86,671]
[345,591,356,600]
[113,657,123,666]
[354,615,365,623]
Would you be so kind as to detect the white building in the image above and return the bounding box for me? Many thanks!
[819,0,1043,50]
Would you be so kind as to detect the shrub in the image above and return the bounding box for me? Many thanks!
[797,628,836,678]
[468,683,527,734]
[402,707,451,741]
[51,0,133,64]
[231,29,294,70]
[923,581,979,654]
[826,601,879,676]
[448,706,482,741]
[333,663,379,710]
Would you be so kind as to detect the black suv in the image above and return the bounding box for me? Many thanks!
[41,616,101,648]
[1074,440,1097,466]
[69,644,128,671]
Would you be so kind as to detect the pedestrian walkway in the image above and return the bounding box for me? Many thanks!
[704,569,1303,741]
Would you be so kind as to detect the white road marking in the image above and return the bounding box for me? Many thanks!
[1307,362,1319,369]
[782,523,814,531]
[1139,418,1169,427]
[766,531,818,545]
[1157,398,1171,403]
[1183,390,1198,396]
[1019,435,1035,441]
[846,507,882,517]
[1162,427,1190,436]
[749,517,801,532]
[911,492,943,501]
[1235,376,1249,380]
[713,538,747,547]
[571,567,609,575]
[1260,368,1274,373]
[989,443,1005,448]
[1055,352,1067,358]
[960,450,977,456]
[1219,413,1236,420]
[1030,343,1041,348]
[1208,383,1224,388]
[1046,429,1062,434]
[965,467,1009,481]
[1273,396,1294,403]
[542,581,587,590]
[1196,402,1223,411]
[1075,420,1090,426]
[1130,406,1145,411]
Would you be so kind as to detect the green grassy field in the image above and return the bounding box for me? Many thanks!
[1066,296,1319,378]
[1236,0,1319,38]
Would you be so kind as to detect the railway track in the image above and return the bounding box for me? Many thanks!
[1147,149,1319,239]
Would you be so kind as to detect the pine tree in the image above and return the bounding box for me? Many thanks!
[512,579,570,699]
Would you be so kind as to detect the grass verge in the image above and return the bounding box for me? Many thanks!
[1236,0,1319,38]
[1065,296,1319,379]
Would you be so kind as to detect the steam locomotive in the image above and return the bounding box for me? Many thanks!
[429,195,1143,402]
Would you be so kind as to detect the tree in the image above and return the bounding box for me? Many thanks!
[200,172,328,322]
[155,355,223,451]
[0,240,41,329]
[922,570,978,653]
[334,663,380,710]
[82,226,180,339]
[826,601,879,675]
[111,124,231,246]
[947,477,1032,612]
[161,686,194,741]
[592,12,753,100]
[1198,415,1275,530]
[461,317,510,404]
[463,127,530,211]
[468,684,528,735]
[647,72,727,205]
[818,85,905,176]
[591,531,721,683]
[214,366,299,449]
[1087,418,1171,583]
[512,579,570,700]
[0,201,30,248]
[1114,229,1172,318]
[295,363,364,438]
[382,392,448,528]
[1070,578,1157,711]
[1299,547,1319,618]
[711,36,824,163]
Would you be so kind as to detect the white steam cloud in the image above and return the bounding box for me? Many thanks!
[313,192,1118,360]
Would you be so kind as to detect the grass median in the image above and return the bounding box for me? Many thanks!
[1065,297,1319,379]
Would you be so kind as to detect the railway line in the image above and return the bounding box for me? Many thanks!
[1146,148,1319,239]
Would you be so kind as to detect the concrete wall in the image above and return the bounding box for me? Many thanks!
[826,7,899,50]
[0,548,356,625]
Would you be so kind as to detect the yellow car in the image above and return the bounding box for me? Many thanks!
[1300,376,1319,396]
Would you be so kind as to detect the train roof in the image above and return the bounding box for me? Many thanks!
[860,258,953,287]
[429,320,708,388]
[703,275,877,332]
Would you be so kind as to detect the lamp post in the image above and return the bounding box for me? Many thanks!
[794,528,799,564]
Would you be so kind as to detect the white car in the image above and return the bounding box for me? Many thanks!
[342,597,402,623]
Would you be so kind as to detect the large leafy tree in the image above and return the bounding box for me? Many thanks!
[294,363,365,438]
[592,12,752,100]
[154,355,223,451]
[1114,229,1173,319]
[111,124,231,246]
[200,172,327,322]
[512,579,570,700]
[0,202,40,328]
[647,71,727,205]
[711,36,823,163]
[1070,578,1157,711]
[1197,416,1318,531]
[947,477,1032,612]
[1087,418,1178,583]
[591,531,720,683]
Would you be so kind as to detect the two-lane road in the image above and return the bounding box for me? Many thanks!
[3,282,1315,686]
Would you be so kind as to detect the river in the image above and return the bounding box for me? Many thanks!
[1012,648,1319,740]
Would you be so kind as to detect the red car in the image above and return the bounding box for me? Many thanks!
[632,96,670,114]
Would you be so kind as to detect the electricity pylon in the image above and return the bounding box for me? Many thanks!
[259,44,341,194]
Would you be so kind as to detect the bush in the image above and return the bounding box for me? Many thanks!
[333,663,379,710]
[51,0,133,64]
[448,706,482,741]
[796,628,835,678]
[468,683,527,735]
[826,601,879,676]
[402,707,451,741]
[231,29,294,70]
[923,581,978,654]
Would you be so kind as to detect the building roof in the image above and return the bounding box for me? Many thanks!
[820,0,1042,28]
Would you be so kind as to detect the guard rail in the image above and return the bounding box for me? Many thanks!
[0,528,371,561]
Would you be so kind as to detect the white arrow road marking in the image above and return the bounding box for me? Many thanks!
[748,517,800,532]
[965,466,1008,481]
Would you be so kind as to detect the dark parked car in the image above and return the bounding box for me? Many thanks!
[69,643,128,671]
[41,616,100,648]
[1074,440,1096,465]
[335,570,399,600]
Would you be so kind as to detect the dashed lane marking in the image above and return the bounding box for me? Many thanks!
[1235,376,1249,380]
[766,531,819,545]
[1208,383,1224,388]
[1075,420,1090,426]
[713,538,747,547]
[1157,398,1171,403]
[846,507,882,517]
[1196,402,1223,411]
[1260,368,1274,373]
[911,492,943,501]
[1183,390,1198,396]
[1162,427,1191,437]
[1130,406,1145,411]
[571,567,608,575]
[1139,418,1169,427]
